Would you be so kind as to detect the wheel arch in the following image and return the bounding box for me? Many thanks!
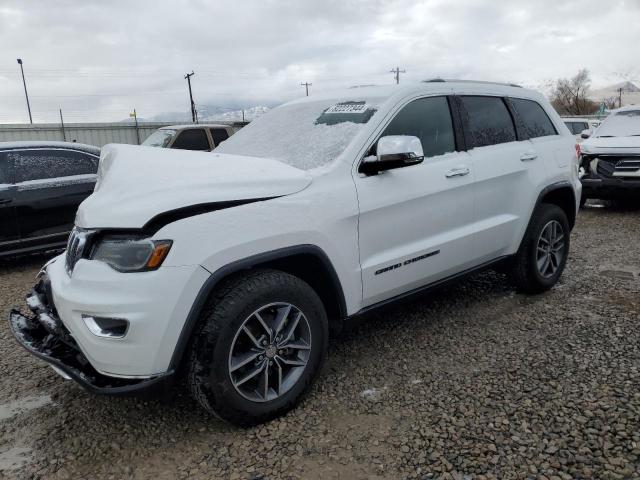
[168,244,347,371]
[537,182,577,230]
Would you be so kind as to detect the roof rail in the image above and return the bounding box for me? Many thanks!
[422,79,522,88]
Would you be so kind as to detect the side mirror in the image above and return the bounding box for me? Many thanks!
[580,129,592,139]
[359,135,424,175]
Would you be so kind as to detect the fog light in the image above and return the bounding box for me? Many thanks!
[82,315,129,338]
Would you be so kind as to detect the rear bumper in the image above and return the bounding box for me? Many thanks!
[9,279,174,395]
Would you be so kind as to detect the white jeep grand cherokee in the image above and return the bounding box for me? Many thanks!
[10,80,581,426]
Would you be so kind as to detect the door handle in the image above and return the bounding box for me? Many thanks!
[520,152,538,161]
[445,167,470,178]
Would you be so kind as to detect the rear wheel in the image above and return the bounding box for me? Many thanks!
[187,269,328,426]
[509,204,570,294]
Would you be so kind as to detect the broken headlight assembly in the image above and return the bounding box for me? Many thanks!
[91,237,172,272]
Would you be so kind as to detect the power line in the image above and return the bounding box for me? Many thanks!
[390,67,406,84]
[301,82,312,96]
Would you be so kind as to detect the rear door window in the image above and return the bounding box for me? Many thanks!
[381,96,456,158]
[458,96,517,148]
[511,98,557,138]
[210,128,229,147]
[10,149,98,183]
[171,129,210,150]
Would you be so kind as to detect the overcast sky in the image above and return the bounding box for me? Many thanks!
[1,0,639,123]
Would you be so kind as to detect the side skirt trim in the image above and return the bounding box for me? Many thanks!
[351,256,509,318]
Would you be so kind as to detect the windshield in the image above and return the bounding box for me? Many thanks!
[595,110,640,138]
[142,129,177,147]
[215,98,380,170]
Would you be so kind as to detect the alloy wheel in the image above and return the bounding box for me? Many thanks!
[536,220,565,278]
[228,302,312,402]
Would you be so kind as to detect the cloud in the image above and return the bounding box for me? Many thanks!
[0,0,638,122]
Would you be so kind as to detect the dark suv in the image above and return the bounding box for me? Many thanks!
[0,141,100,258]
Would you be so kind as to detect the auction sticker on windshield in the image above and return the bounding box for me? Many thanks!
[316,101,376,125]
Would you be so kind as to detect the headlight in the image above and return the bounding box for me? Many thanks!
[91,237,172,272]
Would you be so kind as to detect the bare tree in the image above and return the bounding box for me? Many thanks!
[603,96,618,110]
[550,69,598,115]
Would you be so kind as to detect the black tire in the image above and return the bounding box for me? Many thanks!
[509,203,570,294]
[186,269,328,426]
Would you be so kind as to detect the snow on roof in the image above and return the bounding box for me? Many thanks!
[160,123,232,130]
[614,105,640,113]
[0,140,100,155]
[285,81,541,107]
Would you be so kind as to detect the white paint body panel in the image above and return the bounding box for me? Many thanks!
[77,144,312,229]
[41,81,580,377]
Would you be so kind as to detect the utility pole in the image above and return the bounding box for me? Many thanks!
[59,108,66,141]
[17,59,33,124]
[129,109,140,144]
[390,67,406,85]
[618,87,623,108]
[301,82,312,96]
[184,71,197,123]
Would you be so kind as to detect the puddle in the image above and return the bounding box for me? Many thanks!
[0,447,32,472]
[0,394,53,421]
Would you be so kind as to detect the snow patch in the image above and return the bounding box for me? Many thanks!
[0,447,32,472]
[16,173,96,190]
[216,97,381,171]
[0,394,53,421]
[360,387,388,402]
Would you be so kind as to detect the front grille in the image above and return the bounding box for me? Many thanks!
[595,157,640,178]
[615,159,640,173]
[65,228,92,274]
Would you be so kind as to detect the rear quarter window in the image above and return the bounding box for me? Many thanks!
[511,98,557,139]
[210,128,230,147]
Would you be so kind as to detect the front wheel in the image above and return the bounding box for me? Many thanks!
[509,204,570,294]
[187,269,328,426]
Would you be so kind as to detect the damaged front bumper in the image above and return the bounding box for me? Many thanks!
[581,155,640,198]
[8,276,174,396]
[582,176,640,196]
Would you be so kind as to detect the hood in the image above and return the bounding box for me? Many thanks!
[76,144,312,229]
[581,136,640,155]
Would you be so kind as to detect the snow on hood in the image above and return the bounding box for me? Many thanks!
[76,144,312,229]
[581,136,640,154]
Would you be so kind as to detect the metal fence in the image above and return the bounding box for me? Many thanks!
[0,121,241,148]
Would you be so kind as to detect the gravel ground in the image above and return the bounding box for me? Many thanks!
[1,206,639,480]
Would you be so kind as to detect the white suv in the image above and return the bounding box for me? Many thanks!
[10,81,581,426]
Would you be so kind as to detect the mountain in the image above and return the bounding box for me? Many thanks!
[141,105,270,123]
[591,81,640,107]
